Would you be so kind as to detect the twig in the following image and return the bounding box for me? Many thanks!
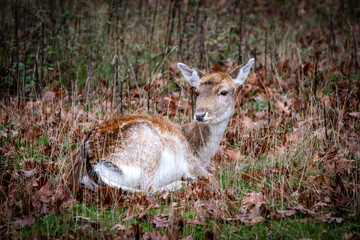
[323,102,328,144]
[66,71,72,106]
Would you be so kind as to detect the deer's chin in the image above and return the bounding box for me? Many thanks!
[199,116,216,123]
[195,118,210,123]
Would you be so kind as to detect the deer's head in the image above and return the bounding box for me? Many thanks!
[178,58,254,124]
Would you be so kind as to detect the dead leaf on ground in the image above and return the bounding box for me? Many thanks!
[143,230,169,240]
[241,116,254,129]
[313,152,319,162]
[241,192,267,220]
[277,209,296,217]
[275,99,291,115]
[181,235,194,240]
[22,127,42,143]
[152,214,169,228]
[111,223,128,231]
[249,216,265,224]
[36,181,54,203]
[43,91,56,102]
[137,204,154,219]
[169,62,180,74]
[342,232,359,240]
[277,59,290,72]
[21,168,39,178]
[226,148,245,161]
[348,112,360,118]
[246,72,258,85]
[13,216,35,228]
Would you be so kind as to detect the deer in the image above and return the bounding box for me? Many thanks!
[68,58,254,193]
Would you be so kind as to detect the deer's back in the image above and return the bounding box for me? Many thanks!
[84,115,188,170]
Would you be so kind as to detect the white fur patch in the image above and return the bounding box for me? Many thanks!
[80,175,98,190]
[94,161,142,189]
[156,180,185,192]
[153,134,189,189]
[153,149,186,187]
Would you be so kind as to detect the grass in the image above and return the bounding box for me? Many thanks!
[14,202,359,239]
[1,0,359,239]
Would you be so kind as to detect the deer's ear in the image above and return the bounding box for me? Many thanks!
[229,58,254,87]
[178,63,203,87]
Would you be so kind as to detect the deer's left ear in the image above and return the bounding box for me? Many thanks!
[178,63,203,87]
[229,58,254,86]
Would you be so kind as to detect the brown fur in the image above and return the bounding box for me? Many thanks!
[85,115,185,160]
[181,122,210,160]
[69,115,205,192]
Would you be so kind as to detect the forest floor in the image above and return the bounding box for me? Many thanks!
[0,1,359,239]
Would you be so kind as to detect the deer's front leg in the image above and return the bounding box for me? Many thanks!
[154,180,185,192]
[186,155,211,179]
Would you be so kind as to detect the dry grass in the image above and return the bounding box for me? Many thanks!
[0,0,359,239]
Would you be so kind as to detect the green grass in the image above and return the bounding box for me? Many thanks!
[16,202,359,239]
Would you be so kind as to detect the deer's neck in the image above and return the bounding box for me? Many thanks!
[181,118,229,168]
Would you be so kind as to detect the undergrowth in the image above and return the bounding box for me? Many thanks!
[0,0,359,239]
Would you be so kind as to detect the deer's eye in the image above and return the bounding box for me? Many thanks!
[220,90,228,96]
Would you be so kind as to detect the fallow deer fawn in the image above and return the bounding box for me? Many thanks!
[69,58,254,193]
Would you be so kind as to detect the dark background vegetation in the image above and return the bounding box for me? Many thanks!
[0,0,359,239]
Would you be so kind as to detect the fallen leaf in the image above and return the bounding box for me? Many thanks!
[230,225,240,233]
[314,127,325,140]
[13,216,35,228]
[152,214,169,228]
[241,192,267,220]
[275,99,291,115]
[313,152,319,162]
[277,59,290,72]
[37,182,54,203]
[43,91,56,102]
[143,230,169,240]
[226,148,245,161]
[169,62,180,74]
[250,216,265,224]
[181,235,194,240]
[300,218,311,223]
[246,72,257,85]
[137,204,154,219]
[21,168,38,178]
[348,112,360,118]
[343,232,359,240]
[22,127,42,142]
[146,195,157,204]
[330,217,343,223]
[268,211,281,220]
[277,209,296,217]
[0,112,6,124]
[241,116,254,129]
[0,129,7,138]
[111,223,128,231]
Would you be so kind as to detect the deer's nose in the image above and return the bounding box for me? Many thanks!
[195,112,206,121]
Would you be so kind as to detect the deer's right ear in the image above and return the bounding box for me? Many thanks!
[178,63,202,87]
